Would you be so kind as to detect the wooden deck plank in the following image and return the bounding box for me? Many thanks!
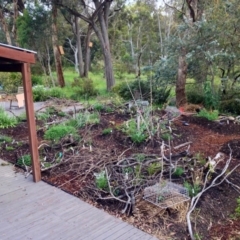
[0,159,158,240]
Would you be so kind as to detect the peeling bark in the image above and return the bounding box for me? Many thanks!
[176,47,187,107]
[52,3,65,88]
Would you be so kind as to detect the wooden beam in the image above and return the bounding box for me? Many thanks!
[22,63,41,182]
[0,63,22,72]
[0,46,35,64]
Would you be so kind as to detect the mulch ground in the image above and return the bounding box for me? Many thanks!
[1,110,240,239]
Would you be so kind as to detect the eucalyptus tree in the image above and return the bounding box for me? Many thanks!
[0,0,25,45]
[54,0,125,91]
[16,4,56,84]
[109,0,160,75]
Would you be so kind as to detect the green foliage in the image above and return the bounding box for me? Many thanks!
[70,77,98,100]
[0,135,12,144]
[135,153,146,162]
[31,75,43,86]
[173,167,184,177]
[6,146,14,151]
[121,119,147,144]
[233,197,240,219]
[203,82,220,110]
[0,108,17,129]
[0,72,22,93]
[197,109,219,121]
[184,182,201,197]
[147,162,162,176]
[44,124,78,142]
[93,103,105,111]
[186,83,205,104]
[17,154,31,166]
[32,86,66,101]
[113,79,171,105]
[161,133,172,141]
[67,111,100,129]
[95,171,108,190]
[102,128,112,135]
[194,152,206,166]
[220,98,240,115]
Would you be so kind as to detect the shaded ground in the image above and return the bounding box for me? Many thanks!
[1,105,240,239]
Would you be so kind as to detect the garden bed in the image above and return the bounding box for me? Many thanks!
[1,102,240,239]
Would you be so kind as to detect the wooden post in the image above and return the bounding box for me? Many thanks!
[21,63,41,182]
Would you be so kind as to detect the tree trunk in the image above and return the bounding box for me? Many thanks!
[93,4,115,91]
[75,17,84,77]
[83,26,92,78]
[176,47,187,107]
[51,3,65,88]
[0,9,12,45]
[12,0,19,46]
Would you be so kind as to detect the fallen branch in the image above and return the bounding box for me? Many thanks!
[186,145,240,239]
[174,141,192,150]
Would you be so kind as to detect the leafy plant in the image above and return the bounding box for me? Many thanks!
[161,133,172,141]
[135,153,145,162]
[173,167,184,177]
[32,85,65,101]
[95,170,108,190]
[197,109,219,121]
[0,107,17,128]
[17,154,31,166]
[184,181,201,197]
[0,135,12,143]
[121,119,147,144]
[93,103,105,111]
[195,152,206,166]
[102,128,112,135]
[233,197,240,219]
[6,146,14,151]
[71,77,98,100]
[147,162,162,175]
[67,111,100,129]
[44,124,78,142]
[113,79,171,105]
[203,81,219,110]
[0,72,22,93]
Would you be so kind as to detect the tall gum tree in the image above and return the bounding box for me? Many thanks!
[52,1,65,87]
[55,0,118,91]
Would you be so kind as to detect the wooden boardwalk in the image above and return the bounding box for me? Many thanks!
[0,159,158,240]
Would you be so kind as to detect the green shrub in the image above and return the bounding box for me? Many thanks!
[6,146,14,151]
[173,167,184,177]
[203,82,220,110]
[67,111,100,129]
[220,99,240,115]
[44,124,78,142]
[197,109,219,121]
[31,75,43,86]
[147,162,162,175]
[70,77,98,100]
[233,197,240,218]
[113,79,171,105]
[32,85,47,101]
[186,83,205,104]
[48,87,65,99]
[121,119,147,144]
[0,135,12,143]
[0,107,17,128]
[17,154,31,166]
[184,181,201,197]
[0,72,22,93]
[33,86,65,101]
[93,103,105,112]
[102,128,112,135]
[95,171,108,190]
